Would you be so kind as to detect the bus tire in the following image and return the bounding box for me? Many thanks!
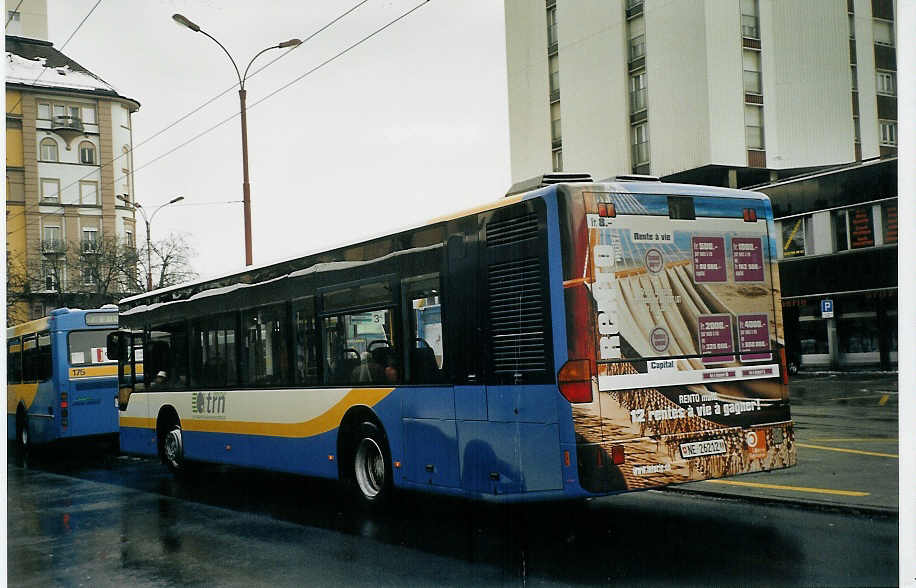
[16,407,29,455]
[351,421,392,507]
[161,423,186,475]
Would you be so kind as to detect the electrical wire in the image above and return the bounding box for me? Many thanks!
[6,0,374,233]
[5,0,24,29]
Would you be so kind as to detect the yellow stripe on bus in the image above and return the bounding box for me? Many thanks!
[69,365,119,379]
[7,383,40,413]
[7,317,50,337]
[119,387,393,439]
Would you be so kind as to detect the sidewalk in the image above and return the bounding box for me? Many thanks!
[669,372,899,514]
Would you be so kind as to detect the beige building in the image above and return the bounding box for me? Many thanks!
[6,0,141,322]
[505,0,898,187]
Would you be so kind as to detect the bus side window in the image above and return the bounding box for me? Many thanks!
[7,337,22,384]
[294,297,319,386]
[37,331,52,381]
[147,323,188,390]
[242,305,289,387]
[405,275,445,385]
[21,334,38,383]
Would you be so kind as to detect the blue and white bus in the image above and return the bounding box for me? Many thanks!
[8,307,121,450]
[108,174,795,504]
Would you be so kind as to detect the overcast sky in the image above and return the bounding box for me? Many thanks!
[45,0,511,279]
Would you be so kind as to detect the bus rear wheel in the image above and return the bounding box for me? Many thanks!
[161,424,185,475]
[352,423,392,506]
[16,409,29,454]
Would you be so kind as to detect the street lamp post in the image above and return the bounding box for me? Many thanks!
[118,195,184,291]
[172,13,301,266]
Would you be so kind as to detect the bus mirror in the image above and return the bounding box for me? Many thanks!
[106,331,125,361]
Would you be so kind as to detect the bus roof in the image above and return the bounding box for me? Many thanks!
[119,179,768,306]
[6,307,119,338]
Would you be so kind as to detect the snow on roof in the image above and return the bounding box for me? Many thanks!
[6,52,119,94]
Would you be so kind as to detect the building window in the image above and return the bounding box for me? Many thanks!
[780,216,810,258]
[630,72,647,112]
[740,0,759,38]
[79,141,96,164]
[876,71,896,96]
[39,138,59,162]
[125,230,134,247]
[548,55,560,99]
[851,65,858,91]
[122,146,131,174]
[42,226,62,253]
[82,227,100,253]
[552,148,563,172]
[879,120,897,146]
[80,181,98,205]
[833,210,849,251]
[632,122,649,165]
[834,206,876,251]
[848,13,855,38]
[881,201,897,244]
[41,263,59,291]
[550,102,561,144]
[546,6,558,51]
[629,34,646,61]
[52,104,66,118]
[853,116,861,143]
[40,178,60,202]
[872,19,894,46]
[745,104,764,149]
[743,50,762,94]
[37,103,51,120]
[81,106,96,124]
[82,263,96,285]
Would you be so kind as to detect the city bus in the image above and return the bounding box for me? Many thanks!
[8,307,122,451]
[107,174,795,504]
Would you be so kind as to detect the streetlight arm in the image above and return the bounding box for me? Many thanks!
[199,29,243,87]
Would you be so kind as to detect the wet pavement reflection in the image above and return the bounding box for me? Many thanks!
[8,441,898,587]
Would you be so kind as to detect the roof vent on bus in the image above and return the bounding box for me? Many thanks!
[505,172,593,197]
[603,174,661,182]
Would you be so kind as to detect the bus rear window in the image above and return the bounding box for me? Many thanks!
[69,330,114,365]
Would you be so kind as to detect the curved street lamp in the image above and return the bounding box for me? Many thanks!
[118,195,184,291]
[172,13,302,266]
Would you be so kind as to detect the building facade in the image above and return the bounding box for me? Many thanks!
[761,158,896,371]
[6,27,141,322]
[505,0,897,187]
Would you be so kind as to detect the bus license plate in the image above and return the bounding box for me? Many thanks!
[680,439,726,459]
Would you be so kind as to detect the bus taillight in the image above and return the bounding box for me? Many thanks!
[779,347,790,385]
[558,359,593,403]
[60,392,68,428]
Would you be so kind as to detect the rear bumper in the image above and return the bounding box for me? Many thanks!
[577,421,795,493]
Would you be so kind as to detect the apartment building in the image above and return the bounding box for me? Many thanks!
[6,8,141,322]
[505,0,897,187]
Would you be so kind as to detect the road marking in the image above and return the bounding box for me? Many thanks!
[797,442,898,458]
[810,437,897,443]
[704,479,870,497]
[878,394,889,406]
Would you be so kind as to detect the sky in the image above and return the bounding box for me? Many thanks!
[45,0,511,279]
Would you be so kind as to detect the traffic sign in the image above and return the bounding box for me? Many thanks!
[821,299,834,318]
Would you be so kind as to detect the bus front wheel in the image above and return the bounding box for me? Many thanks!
[352,422,392,506]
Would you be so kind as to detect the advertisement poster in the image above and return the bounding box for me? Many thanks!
[564,189,794,493]
[849,206,875,249]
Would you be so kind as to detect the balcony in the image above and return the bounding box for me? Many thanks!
[626,0,643,18]
[40,239,65,253]
[52,115,85,144]
[81,239,101,254]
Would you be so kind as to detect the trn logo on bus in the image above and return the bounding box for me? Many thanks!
[192,391,227,417]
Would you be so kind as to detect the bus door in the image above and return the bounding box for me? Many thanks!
[65,329,119,438]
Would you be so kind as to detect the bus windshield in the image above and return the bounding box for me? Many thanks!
[68,330,115,365]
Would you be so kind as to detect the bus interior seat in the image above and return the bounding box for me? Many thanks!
[410,343,441,383]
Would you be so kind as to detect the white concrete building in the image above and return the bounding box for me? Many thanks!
[505,0,898,187]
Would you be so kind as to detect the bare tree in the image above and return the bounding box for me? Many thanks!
[74,234,142,307]
[133,232,199,292]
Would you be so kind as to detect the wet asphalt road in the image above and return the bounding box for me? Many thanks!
[7,442,897,587]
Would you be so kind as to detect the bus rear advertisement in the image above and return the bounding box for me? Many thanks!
[109,176,795,504]
[7,307,121,450]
